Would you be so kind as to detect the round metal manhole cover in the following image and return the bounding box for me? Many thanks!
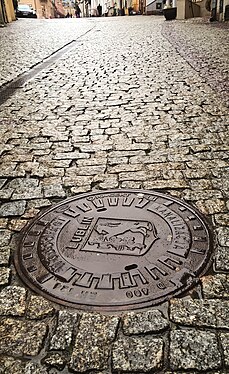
[15,190,212,311]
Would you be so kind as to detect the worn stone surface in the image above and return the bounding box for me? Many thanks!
[0,286,27,316]
[112,336,164,372]
[170,299,229,329]
[24,362,48,374]
[220,332,229,367]
[0,229,12,246]
[0,266,11,285]
[42,352,66,370]
[216,227,229,247]
[0,246,10,265]
[50,310,78,350]
[0,356,25,374]
[215,246,229,271]
[202,274,229,299]
[70,313,119,372]
[0,318,47,356]
[122,309,169,335]
[27,295,55,319]
[170,329,221,371]
[0,201,26,216]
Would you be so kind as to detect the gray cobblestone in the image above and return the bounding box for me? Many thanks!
[0,286,27,316]
[0,356,25,374]
[201,274,229,299]
[215,246,229,272]
[0,229,12,246]
[220,332,229,367]
[170,329,222,371]
[217,227,229,247]
[24,362,48,374]
[112,336,164,372]
[170,299,229,329]
[0,246,10,265]
[0,267,11,285]
[0,318,47,356]
[0,201,26,216]
[42,352,66,370]
[70,313,119,372]
[122,309,169,335]
[27,295,55,319]
[50,310,78,350]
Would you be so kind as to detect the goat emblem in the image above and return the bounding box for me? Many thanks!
[86,218,158,256]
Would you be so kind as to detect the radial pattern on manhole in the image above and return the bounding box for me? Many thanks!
[15,190,212,311]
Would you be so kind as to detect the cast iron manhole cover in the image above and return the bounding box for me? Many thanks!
[15,190,212,311]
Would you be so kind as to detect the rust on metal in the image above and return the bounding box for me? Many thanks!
[15,190,212,311]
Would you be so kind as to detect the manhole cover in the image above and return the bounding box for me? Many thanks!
[15,190,212,311]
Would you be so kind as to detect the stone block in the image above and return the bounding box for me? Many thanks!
[70,313,119,372]
[0,318,47,356]
[0,286,27,316]
[122,309,169,335]
[112,336,164,372]
[170,329,221,370]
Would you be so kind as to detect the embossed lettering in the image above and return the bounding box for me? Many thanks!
[126,288,150,298]
[145,264,167,280]
[107,197,119,206]
[90,198,105,209]
[157,282,166,289]
[76,202,92,212]
[59,206,80,218]
[135,198,150,209]
[122,196,135,207]
[158,256,182,270]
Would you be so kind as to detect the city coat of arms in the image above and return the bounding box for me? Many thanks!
[84,218,158,256]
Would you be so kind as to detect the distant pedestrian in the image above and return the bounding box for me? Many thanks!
[75,4,81,17]
[97,3,102,16]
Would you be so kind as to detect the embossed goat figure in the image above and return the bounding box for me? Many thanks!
[93,220,158,253]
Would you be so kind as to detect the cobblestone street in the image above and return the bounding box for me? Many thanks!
[0,15,228,373]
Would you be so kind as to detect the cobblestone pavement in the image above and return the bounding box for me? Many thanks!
[0,16,228,374]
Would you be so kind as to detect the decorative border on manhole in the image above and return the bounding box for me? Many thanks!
[15,190,213,312]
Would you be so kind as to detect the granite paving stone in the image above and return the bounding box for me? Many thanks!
[0,356,26,374]
[112,336,164,372]
[217,227,229,247]
[0,229,12,245]
[27,295,55,319]
[50,310,79,350]
[0,246,10,265]
[170,299,229,329]
[122,309,169,335]
[0,201,27,216]
[70,313,120,372]
[220,332,229,367]
[0,267,11,285]
[215,246,229,272]
[0,286,27,316]
[24,362,48,374]
[42,352,66,370]
[201,274,229,299]
[170,329,222,371]
[0,318,47,356]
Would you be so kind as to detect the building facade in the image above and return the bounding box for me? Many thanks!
[0,0,16,25]
[18,0,65,18]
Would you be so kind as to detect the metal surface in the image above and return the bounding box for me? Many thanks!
[15,190,212,311]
